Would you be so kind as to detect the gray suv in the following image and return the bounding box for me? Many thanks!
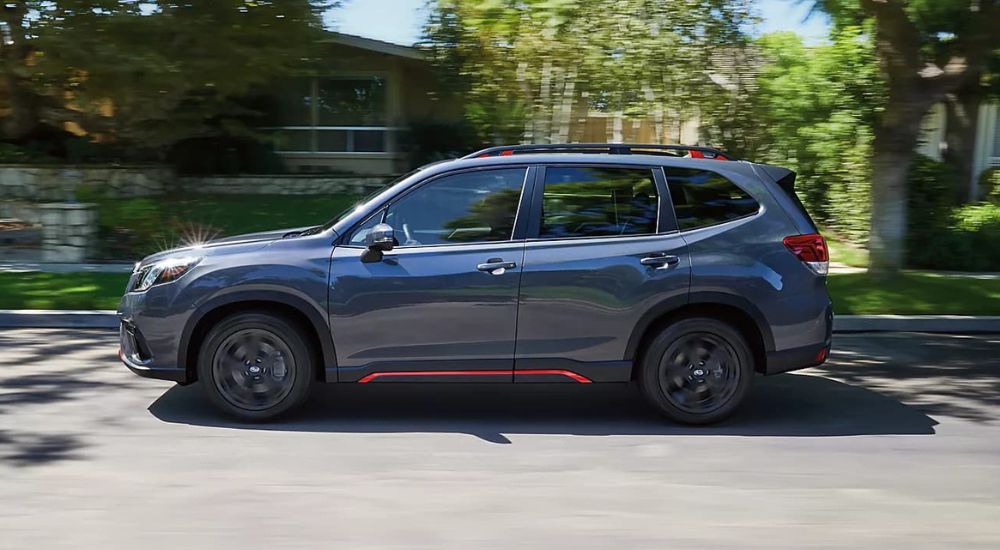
[118,144,832,424]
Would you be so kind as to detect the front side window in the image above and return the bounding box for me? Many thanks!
[383,168,527,246]
[664,167,759,231]
[539,166,658,238]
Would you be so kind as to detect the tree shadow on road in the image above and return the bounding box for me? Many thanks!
[0,329,137,466]
[815,333,1000,423]
[149,373,938,443]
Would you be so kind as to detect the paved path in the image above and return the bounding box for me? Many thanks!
[0,330,998,548]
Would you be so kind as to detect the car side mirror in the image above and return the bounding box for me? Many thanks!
[362,223,394,263]
[366,223,395,252]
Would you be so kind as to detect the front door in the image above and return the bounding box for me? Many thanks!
[329,167,532,382]
[514,165,691,383]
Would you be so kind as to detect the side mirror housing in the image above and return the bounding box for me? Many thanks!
[366,223,395,252]
[362,223,394,263]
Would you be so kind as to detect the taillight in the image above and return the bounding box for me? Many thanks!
[783,233,828,275]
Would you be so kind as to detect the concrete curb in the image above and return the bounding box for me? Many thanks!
[832,315,1000,333]
[2,310,1000,333]
[0,310,118,329]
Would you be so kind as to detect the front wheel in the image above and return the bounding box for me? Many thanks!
[638,317,753,425]
[197,312,314,422]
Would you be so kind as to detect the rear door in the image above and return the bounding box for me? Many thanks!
[514,164,690,383]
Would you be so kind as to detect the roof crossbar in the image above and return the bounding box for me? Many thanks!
[463,143,733,161]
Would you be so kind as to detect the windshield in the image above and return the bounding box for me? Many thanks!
[316,168,423,233]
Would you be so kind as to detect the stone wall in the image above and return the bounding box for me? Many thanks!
[38,203,97,263]
[178,175,392,196]
[0,165,171,201]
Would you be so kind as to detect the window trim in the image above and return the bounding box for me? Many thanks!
[526,164,671,243]
[265,74,395,155]
[661,166,762,233]
[338,165,536,249]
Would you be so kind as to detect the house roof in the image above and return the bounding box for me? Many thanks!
[321,32,425,61]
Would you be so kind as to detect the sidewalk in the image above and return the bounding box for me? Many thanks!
[0,262,133,273]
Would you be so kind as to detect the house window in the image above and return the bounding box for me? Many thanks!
[266,76,394,154]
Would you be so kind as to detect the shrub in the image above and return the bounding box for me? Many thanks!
[75,186,172,259]
[907,200,1000,272]
[168,136,287,175]
[979,168,1000,203]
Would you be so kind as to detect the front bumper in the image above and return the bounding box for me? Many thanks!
[118,302,189,384]
[119,346,188,383]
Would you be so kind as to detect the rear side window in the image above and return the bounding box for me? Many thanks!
[664,167,759,230]
[540,166,658,238]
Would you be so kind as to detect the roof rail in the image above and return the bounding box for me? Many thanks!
[463,143,734,161]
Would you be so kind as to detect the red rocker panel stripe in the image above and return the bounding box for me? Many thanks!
[356,369,592,384]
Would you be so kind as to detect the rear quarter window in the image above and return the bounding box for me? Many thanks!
[663,167,759,231]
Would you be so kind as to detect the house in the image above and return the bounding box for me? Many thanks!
[259,33,462,175]
[919,102,1000,199]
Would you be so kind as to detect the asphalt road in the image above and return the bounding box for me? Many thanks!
[1,330,998,549]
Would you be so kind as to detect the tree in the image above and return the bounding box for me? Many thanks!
[815,0,1000,277]
[716,29,879,242]
[423,0,755,146]
[0,1,333,158]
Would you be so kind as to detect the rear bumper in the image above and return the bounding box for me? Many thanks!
[764,304,833,375]
[764,342,830,374]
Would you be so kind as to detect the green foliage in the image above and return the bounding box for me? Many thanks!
[906,157,1000,271]
[826,271,1000,315]
[168,137,288,175]
[979,168,1000,203]
[423,0,756,145]
[718,28,880,242]
[0,143,59,164]
[907,202,1000,272]
[0,1,334,159]
[0,272,129,310]
[73,191,362,259]
[75,186,172,259]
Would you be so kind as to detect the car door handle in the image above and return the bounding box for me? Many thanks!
[477,258,517,274]
[640,253,680,268]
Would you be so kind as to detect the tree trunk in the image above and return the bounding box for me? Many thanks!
[868,98,928,278]
[942,80,983,202]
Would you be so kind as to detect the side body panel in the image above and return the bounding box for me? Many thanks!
[674,166,832,356]
[329,241,525,382]
[514,233,691,382]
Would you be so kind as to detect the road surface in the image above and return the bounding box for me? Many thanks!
[1,330,998,548]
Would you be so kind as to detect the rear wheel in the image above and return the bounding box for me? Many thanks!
[638,317,753,425]
[197,312,314,421]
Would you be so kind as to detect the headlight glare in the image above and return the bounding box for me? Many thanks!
[132,256,201,292]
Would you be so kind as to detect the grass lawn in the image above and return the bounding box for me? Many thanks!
[822,229,869,268]
[827,271,1000,315]
[3,270,999,315]
[160,193,363,237]
[0,272,129,310]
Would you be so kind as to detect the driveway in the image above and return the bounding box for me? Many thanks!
[1,330,998,548]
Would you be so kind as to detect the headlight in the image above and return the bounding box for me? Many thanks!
[132,256,201,292]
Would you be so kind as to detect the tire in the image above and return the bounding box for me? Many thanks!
[197,312,314,421]
[638,317,753,425]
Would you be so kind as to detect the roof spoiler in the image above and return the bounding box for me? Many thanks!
[757,164,796,195]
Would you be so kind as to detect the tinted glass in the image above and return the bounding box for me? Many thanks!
[664,168,759,230]
[540,167,658,238]
[384,168,526,246]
